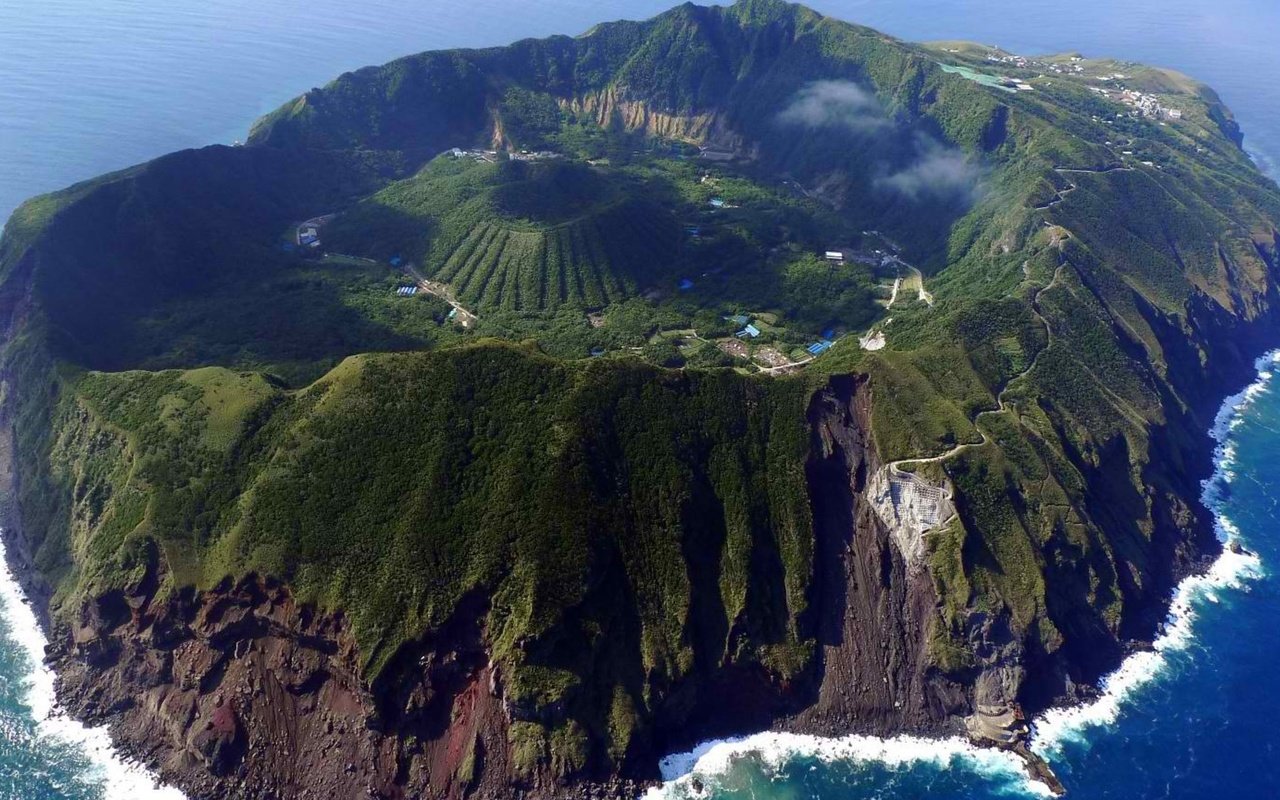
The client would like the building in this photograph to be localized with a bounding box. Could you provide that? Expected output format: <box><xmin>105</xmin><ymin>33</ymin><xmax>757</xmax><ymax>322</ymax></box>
<box><xmin>824</xmin><ymin>250</ymin><xmax>846</xmax><ymax>264</ymax></box>
<box><xmin>736</xmin><ymin>324</ymin><xmax>761</xmax><ymax>339</ymax></box>
<box><xmin>699</xmin><ymin>148</ymin><xmax>736</xmax><ymax>162</ymax></box>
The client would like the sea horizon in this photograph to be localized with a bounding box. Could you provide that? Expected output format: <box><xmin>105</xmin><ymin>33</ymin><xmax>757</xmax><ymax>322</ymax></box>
<box><xmin>1</xmin><ymin>1</ymin><xmax>1278</xmax><ymax>798</ymax></box>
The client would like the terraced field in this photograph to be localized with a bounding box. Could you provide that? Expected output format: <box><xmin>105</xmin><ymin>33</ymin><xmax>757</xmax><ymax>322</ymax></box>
<box><xmin>431</xmin><ymin>197</ymin><xmax>676</xmax><ymax>310</ymax></box>
<box><xmin>326</xmin><ymin>158</ymin><xmax>681</xmax><ymax>312</ymax></box>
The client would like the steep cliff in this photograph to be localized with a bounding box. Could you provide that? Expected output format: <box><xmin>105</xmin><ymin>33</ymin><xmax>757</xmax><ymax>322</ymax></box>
<box><xmin>31</xmin><ymin>371</ymin><xmax>971</xmax><ymax>799</ymax></box>
<box><xmin>0</xmin><ymin>0</ymin><xmax>1278</xmax><ymax>798</ymax></box>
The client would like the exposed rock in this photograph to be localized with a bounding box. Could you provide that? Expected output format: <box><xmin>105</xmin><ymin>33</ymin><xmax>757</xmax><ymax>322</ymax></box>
<box><xmin>560</xmin><ymin>87</ymin><xmax>745</xmax><ymax>151</ymax></box>
<box><xmin>866</xmin><ymin>466</ymin><xmax>955</xmax><ymax>570</ymax></box>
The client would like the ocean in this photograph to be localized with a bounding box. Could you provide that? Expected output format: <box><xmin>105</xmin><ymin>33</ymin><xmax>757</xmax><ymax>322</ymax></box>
<box><xmin>0</xmin><ymin>1</ymin><xmax>1278</xmax><ymax>798</ymax></box>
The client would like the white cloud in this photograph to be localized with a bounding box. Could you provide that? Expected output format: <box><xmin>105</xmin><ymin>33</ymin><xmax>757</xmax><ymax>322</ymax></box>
<box><xmin>777</xmin><ymin>80</ymin><xmax>889</xmax><ymax>133</ymax></box>
<box><xmin>878</xmin><ymin>137</ymin><xmax>984</xmax><ymax>203</ymax></box>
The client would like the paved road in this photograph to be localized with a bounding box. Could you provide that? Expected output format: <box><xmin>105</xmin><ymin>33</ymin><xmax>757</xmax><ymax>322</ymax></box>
<box><xmin>404</xmin><ymin>264</ymin><xmax>479</xmax><ymax>327</ymax></box>
<box><xmin>889</xmin><ymin>263</ymin><xmax>1065</xmax><ymax>474</ymax></box>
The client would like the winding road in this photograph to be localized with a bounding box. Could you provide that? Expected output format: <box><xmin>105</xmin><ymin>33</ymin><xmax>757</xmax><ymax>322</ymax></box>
<box><xmin>893</xmin><ymin>161</ymin><xmax>1136</xmax><ymax>468</ymax></box>
<box><xmin>1036</xmin><ymin>164</ymin><xmax>1135</xmax><ymax>210</ymax></box>
<box><xmin>889</xmin><ymin>263</ymin><xmax>1066</xmax><ymax>474</ymax></box>
<box><xmin>404</xmin><ymin>263</ymin><xmax>479</xmax><ymax>327</ymax></box>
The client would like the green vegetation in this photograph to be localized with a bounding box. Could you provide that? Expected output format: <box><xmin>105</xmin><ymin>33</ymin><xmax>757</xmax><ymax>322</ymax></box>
<box><xmin>34</xmin><ymin>343</ymin><xmax>814</xmax><ymax>768</ymax></box>
<box><xmin>328</xmin><ymin>159</ymin><xmax>681</xmax><ymax>312</ymax></box>
<box><xmin>1</xmin><ymin>0</ymin><xmax>1278</xmax><ymax>783</ymax></box>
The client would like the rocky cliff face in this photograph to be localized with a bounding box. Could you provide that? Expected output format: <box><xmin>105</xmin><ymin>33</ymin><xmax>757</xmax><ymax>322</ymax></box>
<box><xmin>2</xmin><ymin>2</ymin><xmax>1278</xmax><ymax>796</ymax></box>
<box><xmin>19</xmin><ymin>269</ymin><xmax>1280</xmax><ymax>799</ymax></box>
<box><xmin>560</xmin><ymin>88</ymin><xmax>749</xmax><ymax>154</ymax></box>
<box><xmin>48</xmin><ymin>571</ymin><xmax>533</xmax><ymax>800</ymax></box>
<box><xmin>788</xmin><ymin>375</ymin><xmax>966</xmax><ymax>735</ymax></box>
<box><xmin>28</xmin><ymin>372</ymin><xmax>976</xmax><ymax>800</ymax></box>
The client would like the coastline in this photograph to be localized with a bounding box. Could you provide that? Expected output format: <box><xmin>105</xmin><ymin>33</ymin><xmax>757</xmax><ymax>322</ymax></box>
<box><xmin>0</xmin><ymin>320</ymin><xmax>1269</xmax><ymax>800</ymax></box>
<box><xmin>0</xmin><ymin>409</ymin><xmax>185</xmax><ymax>798</ymax></box>
<box><xmin>0</xmin><ymin>349</ymin><xmax>1268</xmax><ymax>800</ymax></box>
<box><xmin>1028</xmin><ymin>351</ymin><xmax>1274</xmax><ymax>756</ymax></box>
<box><xmin>0</xmin><ymin>533</ymin><xmax>187</xmax><ymax>799</ymax></box>
<box><xmin>641</xmin><ymin>351</ymin><xmax>1278</xmax><ymax>799</ymax></box>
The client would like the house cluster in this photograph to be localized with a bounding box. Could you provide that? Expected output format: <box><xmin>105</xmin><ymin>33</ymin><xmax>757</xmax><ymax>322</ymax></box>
<box><xmin>1121</xmin><ymin>90</ymin><xmax>1183</xmax><ymax>120</ymax></box>
<box><xmin>824</xmin><ymin>248</ymin><xmax>891</xmax><ymax>268</ymax></box>
<box><xmin>986</xmin><ymin>51</ymin><xmax>1031</xmax><ymax>69</ymax></box>
<box><xmin>395</xmin><ymin>286</ymin><xmax>419</xmax><ymax>296</ymax></box>
<box><xmin>727</xmin><ymin>314</ymin><xmax>760</xmax><ymax>339</ymax></box>
<box><xmin>297</xmin><ymin>224</ymin><xmax>322</xmax><ymax>249</ymax></box>
<box><xmin>448</xmin><ymin>148</ymin><xmax>501</xmax><ymax>163</ymax></box>
<box><xmin>1088</xmin><ymin>86</ymin><xmax>1183</xmax><ymax>121</ymax></box>
<box><xmin>509</xmin><ymin>150</ymin><xmax>564</xmax><ymax>162</ymax></box>
<box><xmin>446</xmin><ymin>147</ymin><xmax>564</xmax><ymax>163</ymax></box>
<box><xmin>985</xmin><ymin>50</ymin><xmax>1083</xmax><ymax>76</ymax></box>
<box><xmin>699</xmin><ymin>146</ymin><xmax>736</xmax><ymax>162</ymax></box>
<box><xmin>296</xmin><ymin>214</ymin><xmax>336</xmax><ymax>250</ymax></box>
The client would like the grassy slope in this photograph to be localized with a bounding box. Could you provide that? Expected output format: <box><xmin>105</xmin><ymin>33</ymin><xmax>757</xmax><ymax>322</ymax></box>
<box><xmin>1</xmin><ymin>0</ymin><xmax>1279</xmax><ymax>780</ymax></box>
<box><xmin>39</xmin><ymin>342</ymin><xmax>815</xmax><ymax>769</ymax></box>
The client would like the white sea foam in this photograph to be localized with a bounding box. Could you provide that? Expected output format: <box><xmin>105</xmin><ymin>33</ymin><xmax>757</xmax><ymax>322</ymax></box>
<box><xmin>0</xmin><ymin>535</ymin><xmax>186</xmax><ymax>799</ymax></box>
<box><xmin>643</xmin><ymin>350</ymin><xmax>1280</xmax><ymax>798</ymax></box>
<box><xmin>643</xmin><ymin>731</ymin><xmax>1054</xmax><ymax>798</ymax></box>
<box><xmin>1030</xmin><ymin>350</ymin><xmax>1277</xmax><ymax>755</ymax></box>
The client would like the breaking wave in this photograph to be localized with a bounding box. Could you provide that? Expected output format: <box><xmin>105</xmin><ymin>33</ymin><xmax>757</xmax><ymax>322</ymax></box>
<box><xmin>1030</xmin><ymin>351</ymin><xmax>1275</xmax><ymax>754</ymax></box>
<box><xmin>643</xmin><ymin>351</ymin><xmax>1279</xmax><ymax>799</ymax></box>
<box><xmin>0</xmin><ymin>534</ymin><xmax>186</xmax><ymax>800</ymax></box>
<box><xmin>642</xmin><ymin>730</ymin><xmax>1053</xmax><ymax>798</ymax></box>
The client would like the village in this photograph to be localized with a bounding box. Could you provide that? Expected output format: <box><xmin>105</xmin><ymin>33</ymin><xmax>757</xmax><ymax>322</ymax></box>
<box><xmin>634</xmin><ymin>235</ymin><xmax>935</xmax><ymax>376</ymax></box>
<box><xmin>285</xmin><ymin>145</ymin><xmax>938</xmax><ymax>378</ymax></box>
<box><xmin>940</xmin><ymin>48</ymin><xmax>1188</xmax><ymax>127</ymax></box>
<box><xmin>447</xmin><ymin>147</ymin><xmax>565</xmax><ymax>163</ymax></box>
<box><xmin>1089</xmin><ymin>84</ymin><xmax>1184</xmax><ymax>120</ymax></box>
<box><xmin>284</xmin><ymin>210</ymin><xmax>936</xmax><ymax>377</ymax></box>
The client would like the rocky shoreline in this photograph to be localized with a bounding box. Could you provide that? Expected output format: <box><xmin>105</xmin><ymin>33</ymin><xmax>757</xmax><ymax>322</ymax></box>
<box><xmin>0</xmin><ymin>343</ymin><xmax>1260</xmax><ymax>800</ymax></box>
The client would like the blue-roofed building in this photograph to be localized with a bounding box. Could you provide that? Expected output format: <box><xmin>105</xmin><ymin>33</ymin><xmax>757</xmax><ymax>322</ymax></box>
<box><xmin>807</xmin><ymin>340</ymin><xmax>833</xmax><ymax>355</ymax></box>
<box><xmin>678</xmin><ymin>278</ymin><xmax>695</xmax><ymax>291</ymax></box>
<box><xmin>727</xmin><ymin>314</ymin><xmax>750</xmax><ymax>326</ymax></box>
<box><xmin>709</xmin><ymin>197</ymin><xmax>726</xmax><ymax>208</ymax></box>
<box><xmin>737</xmin><ymin>324</ymin><xmax>761</xmax><ymax>339</ymax></box>
<box><xmin>447</xmin><ymin>307</ymin><xmax>459</xmax><ymax>320</ymax></box>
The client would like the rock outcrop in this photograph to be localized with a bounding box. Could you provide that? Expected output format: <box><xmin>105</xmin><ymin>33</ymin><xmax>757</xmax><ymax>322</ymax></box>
<box><xmin>33</xmin><ymin>373</ymin><xmax>977</xmax><ymax>799</ymax></box>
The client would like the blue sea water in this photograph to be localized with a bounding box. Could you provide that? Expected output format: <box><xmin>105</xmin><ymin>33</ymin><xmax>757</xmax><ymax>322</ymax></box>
<box><xmin>0</xmin><ymin>1</ymin><xmax>1279</xmax><ymax>798</ymax></box>
<box><xmin>648</xmin><ymin>356</ymin><xmax>1280</xmax><ymax>799</ymax></box>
